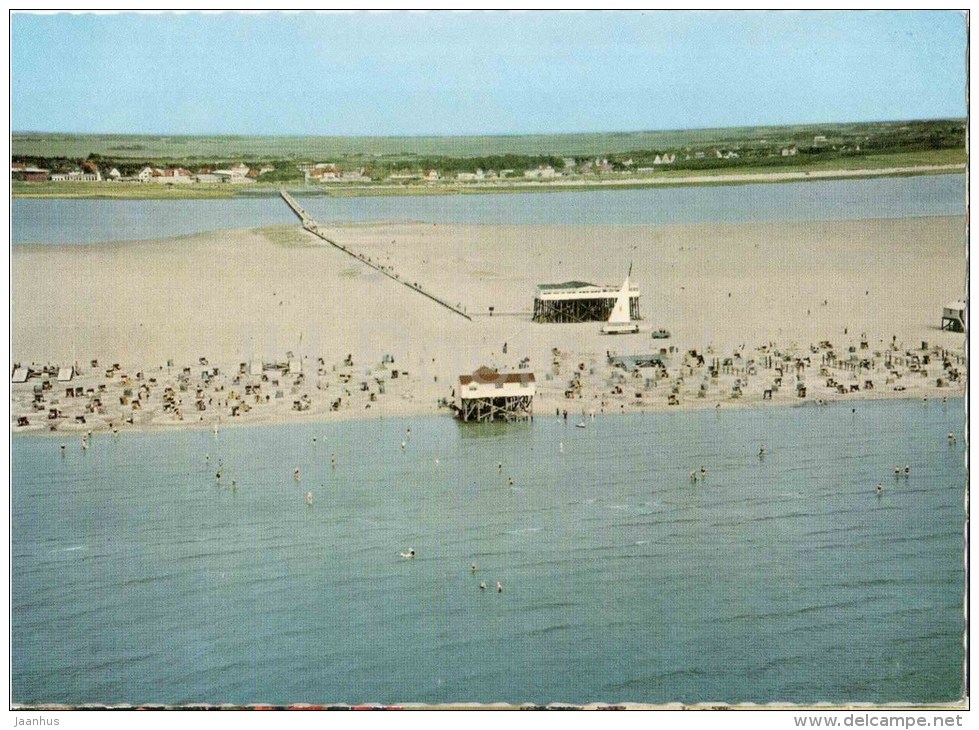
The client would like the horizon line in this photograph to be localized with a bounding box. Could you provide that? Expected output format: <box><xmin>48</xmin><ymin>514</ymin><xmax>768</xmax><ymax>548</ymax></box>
<box><xmin>11</xmin><ymin>116</ymin><xmax>967</xmax><ymax>141</ymax></box>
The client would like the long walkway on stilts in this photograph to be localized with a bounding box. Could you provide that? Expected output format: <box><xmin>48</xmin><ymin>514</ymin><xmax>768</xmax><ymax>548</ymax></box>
<box><xmin>279</xmin><ymin>190</ymin><xmax>472</xmax><ymax>321</ymax></box>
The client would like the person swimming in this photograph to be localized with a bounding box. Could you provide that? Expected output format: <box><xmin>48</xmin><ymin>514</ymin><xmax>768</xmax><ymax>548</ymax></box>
<box><xmin>496</xmin><ymin>581</ymin><xmax>503</xmax><ymax>593</ymax></box>
<box><xmin>876</xmin><ymin>483</ymin><xmax>883</xmax><ymax>496</ymax></box>
<box><xmin>471</xmin><ymin>563</ymin><xmax>477</xmax><ymax>573</ymax></box>
<box><xmin>294</xmin><ymin>468</ymin><xmax>301</xmax><ymax>481</ymax></box>
<box><xmin>479</xmin><ymin>582</ymin><xmax>486</xmax><ymax>591</ymax></box>
<box><xmin>399</xmin><ymin>549</ymin><xmax>416</xmax><ymax>559</ymax></box>
<box><xmin>305</xmin><ymin>491</ymin><xmax>313</xmax><ymax>506</ymax></box>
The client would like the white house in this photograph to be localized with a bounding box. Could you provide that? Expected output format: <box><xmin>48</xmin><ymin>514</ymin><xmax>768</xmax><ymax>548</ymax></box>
<box><xmin>50</xmin><ymin>169</ymin><xmax>101</xmax><ymax>182</ymax></box>
<box><xmin>524</xmin><ymin>165</ymin><xmax>556</xmax><ymax>179</ymax></box>
<box><xmin>388</xmin><ymin>171</ymin><xmax>421</xmax><ymax>181</ymax></box>
<box><xmin>212</xmin><ymin>165</ymin><xmax>254</xmax><ymax>184</ymax></box>
<box><xmin>341</xmin><ymin>168</ymin><xmax>371</xmax><ymax>182</ymax></box>
<box><xmin>456</xmin><ymin>169</ymin><xmax>484</xmax><ymax>181</ymax></box>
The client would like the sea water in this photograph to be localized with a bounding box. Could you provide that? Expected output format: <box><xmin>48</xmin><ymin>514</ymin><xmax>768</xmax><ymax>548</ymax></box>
<box><xmin>12</xmin><ymin>398</ymin><xmax>965</xmax><ymax>705</ymax></box>
<box><xmin>11</xmin><ymin>173</ymin><xmax>966</xmax><ymax>244</ymax></box>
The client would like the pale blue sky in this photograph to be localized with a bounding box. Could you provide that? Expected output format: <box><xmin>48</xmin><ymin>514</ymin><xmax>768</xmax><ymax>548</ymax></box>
<box><xmin>11</xmin><ymin>10</ymin><xmax>968</xmax><ymax>135</ymax></box>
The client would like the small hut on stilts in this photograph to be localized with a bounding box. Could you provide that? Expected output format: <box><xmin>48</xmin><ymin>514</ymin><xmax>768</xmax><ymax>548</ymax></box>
<box><xmin>453</xmin><ymin>366</ymin><xmax>536</xmax><ymax>422</ymax></box>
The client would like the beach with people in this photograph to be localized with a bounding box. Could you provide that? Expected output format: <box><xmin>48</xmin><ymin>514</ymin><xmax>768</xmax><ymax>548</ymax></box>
<box><xmin>10</xmin><ymin>212</ymin><xmax>965</xmax><ymax>435</ymax></box>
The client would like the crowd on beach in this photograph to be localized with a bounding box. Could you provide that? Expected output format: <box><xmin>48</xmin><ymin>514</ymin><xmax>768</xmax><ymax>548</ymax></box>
<box><xmin>538</xmin><ymin>334</ymin><xmax>964</xmax><ymax>417</ymax></box>
<box><xmin>10</xmin><ymin>329</ymin><xmax>965</xmax><ymax>437</ymax></box>
<box><xmin>10</xmin><ymin>352</ymin><xmax>418</xmax><ymax>435</ymax></box>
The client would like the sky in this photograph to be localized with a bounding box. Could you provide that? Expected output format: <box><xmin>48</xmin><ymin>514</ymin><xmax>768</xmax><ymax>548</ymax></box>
<box><xmin>10</xmin><ymin>10</ymin><xmax>968</xmax><ymax>136</ymax></box>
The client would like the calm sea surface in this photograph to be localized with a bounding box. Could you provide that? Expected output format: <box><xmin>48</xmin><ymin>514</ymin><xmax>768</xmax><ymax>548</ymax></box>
<box><xmin>12</xmin><ymin>398</ymin><xmax>965</xmax><ymax>705</ymax></box>
<box><xmin>11</xmin><ymin>174</ymin><xmax>966</xmax><ymax>244</ymax></box>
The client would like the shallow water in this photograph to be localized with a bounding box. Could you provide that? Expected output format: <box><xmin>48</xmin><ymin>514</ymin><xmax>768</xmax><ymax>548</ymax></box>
<box><xmin>12</xmin><ymin>174</ymin><xmax>966</xmax><ymax>244</ymax></box>
<box><xmin>12</xmin><ymin>398</ymin><xmax>965</xmax><ymax>705</ymax></box>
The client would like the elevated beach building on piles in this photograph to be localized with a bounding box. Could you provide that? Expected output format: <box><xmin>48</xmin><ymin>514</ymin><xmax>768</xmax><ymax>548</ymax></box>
<box><xmin>454</xmin><ymin>366</ymin><xmax>536</xmax><ymax>422</ymax></box>
<box><xmin>532</xmin><ymin>280</ymin><xmax>641</xmax><ymax>323</ymax></box>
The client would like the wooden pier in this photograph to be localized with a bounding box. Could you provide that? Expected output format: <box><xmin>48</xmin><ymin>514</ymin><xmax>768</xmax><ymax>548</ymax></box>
<box><xmin>279</xmin><ymin>190</ymin><xmax>472</xmax><ymax>321</ymax></box>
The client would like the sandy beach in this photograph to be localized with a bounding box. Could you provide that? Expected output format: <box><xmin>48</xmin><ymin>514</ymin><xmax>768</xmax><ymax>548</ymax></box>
<box><xmin>11</xmin><ymin>215</ymin><xmax>966</xmax><ymax>434</ymax></box>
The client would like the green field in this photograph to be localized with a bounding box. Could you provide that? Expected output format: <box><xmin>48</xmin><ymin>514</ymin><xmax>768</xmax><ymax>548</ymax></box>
<box><xmin>12</xmin><ymin>119</ymin><xmax>966</xmax><ymax>161</ymax></box>
<box><xmin>11</xmin><ymin>128</ymin><xmax>824</xmax><ymax>159</ymax></box>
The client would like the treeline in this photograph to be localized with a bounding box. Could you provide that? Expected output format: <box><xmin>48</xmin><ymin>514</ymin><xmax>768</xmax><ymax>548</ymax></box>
<box><xmin>403</xmin><ymin>154</ymin><xmax>567</xmax><ymax>173</ymax></box>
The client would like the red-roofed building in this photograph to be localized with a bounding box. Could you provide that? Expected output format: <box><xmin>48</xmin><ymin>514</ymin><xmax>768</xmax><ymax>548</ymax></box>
<box><xmin>455</xmin><ymin>367</ymin><xmax>535</xmax><ymax>422</ymax></box>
